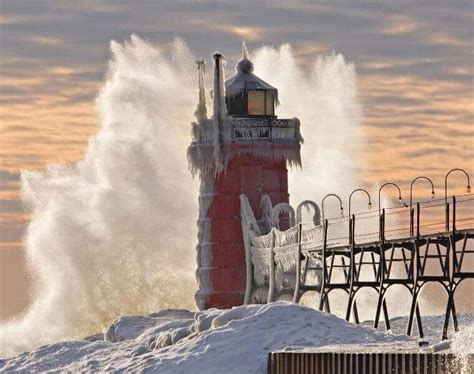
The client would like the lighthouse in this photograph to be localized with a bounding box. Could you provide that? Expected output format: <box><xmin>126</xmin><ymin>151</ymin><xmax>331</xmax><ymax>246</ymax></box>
<box><xmin>188</xmin><ymin>45</ymin><xmax>303</xmax><ymax>310</ymax></box>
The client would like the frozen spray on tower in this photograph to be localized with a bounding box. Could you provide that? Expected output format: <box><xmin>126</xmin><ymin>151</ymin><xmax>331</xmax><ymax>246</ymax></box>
<box><xmin>188</xmin><ymin>44</ymin><xmax>303</xmax><ymax>309</ymax></box>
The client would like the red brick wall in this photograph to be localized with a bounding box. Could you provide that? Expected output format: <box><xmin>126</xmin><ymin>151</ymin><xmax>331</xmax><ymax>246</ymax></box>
<box><xmin>202</xmin><ymin>155</ymin><xmax>289</xmax><ymax>309</ymax></box>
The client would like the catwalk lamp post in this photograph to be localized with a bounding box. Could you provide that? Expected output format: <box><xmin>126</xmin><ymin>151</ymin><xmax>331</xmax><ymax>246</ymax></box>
<box><xmin>378</xmin><ymin>183</ymin><xmax>406</xmax><ymax>240</ymax></box>
<box><xmin>444</xmin><ymin>168</ymin><xmax>471</xmax><ymax>231</ymax></box>
<box><xmin>348</xmin><ymin>189</ymin><xmax>372</xmax><ymax>242</ymax></box>
<box><xmin>321</xmin><ymin>193</ymin><xmax>344</xmax><ymax>224</ymax></box>
<box><xmin>348</xmin><ymin>188</ymin><xmax>372</xmax><ymax>219</ymax></box>
<box><xmin>378</xmin><ymin>182</ymin><xmax>406</xmax><ymax>217</ymax></box>
<box><xmin>409</xmin><ymin>176</ymin><xmax>435</xmax><ymax>236</ymax></box>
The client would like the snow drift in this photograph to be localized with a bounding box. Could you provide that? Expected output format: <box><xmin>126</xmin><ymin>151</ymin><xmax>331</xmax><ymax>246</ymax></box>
<box><xmin>0</xmin><ymin>303</ymin><xmax>414</xmax><ymax>373</ymax></box>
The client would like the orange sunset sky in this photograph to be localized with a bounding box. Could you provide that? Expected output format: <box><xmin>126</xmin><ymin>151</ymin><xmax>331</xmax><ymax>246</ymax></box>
<box><xmin>0</xmin><ymin>1</ymin><xmax>473</xmax><ymax>319</ymax></box>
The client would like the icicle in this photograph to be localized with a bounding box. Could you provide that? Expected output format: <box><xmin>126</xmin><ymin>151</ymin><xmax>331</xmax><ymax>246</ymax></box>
<box><xmin>241</xmin><ymin>194</ymin><xmax>266</xmax><ymax>302</ymax></box>
<box><xmin>271</xmin><ymin>203</ymin><xmax>296</xmax><ymax>229</ymax></box>
<box><xmin>194</xmin><ymin>58</ymin><xmax>208</xmax><ymax>122</ymax></box>
<box><xmin>212</xmin><ymin>53</ymin><xmax>227</xmax><ymax>173</ymax></box>
<box><xmin>296</xmin><ymin>200</ymin><xmax>321</xmax><ymax>226</ymax></box>
<box><xmin>260</xmin><ymin>194</ymin><xmax>273</xmax><ymax>233</ymax></box>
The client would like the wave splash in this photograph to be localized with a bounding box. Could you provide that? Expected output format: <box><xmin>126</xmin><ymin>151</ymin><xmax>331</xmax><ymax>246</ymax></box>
<box><xmin>1</xmin><ymin>37</ymin><xmax>367</xmax><ymax>356</ymax></box>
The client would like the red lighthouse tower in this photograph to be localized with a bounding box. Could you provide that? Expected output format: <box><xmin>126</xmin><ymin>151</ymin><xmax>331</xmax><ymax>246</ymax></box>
<box><xmin>188</xmin><ymin>46</ymin><xmax>302</xmax><ymax>310</ymax></box>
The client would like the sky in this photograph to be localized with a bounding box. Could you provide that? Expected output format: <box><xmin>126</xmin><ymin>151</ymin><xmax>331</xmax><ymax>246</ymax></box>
<box><xmin>0</xmin><ymin>0</ymin><xmax>473</xmax><ymax>319</ymax></box>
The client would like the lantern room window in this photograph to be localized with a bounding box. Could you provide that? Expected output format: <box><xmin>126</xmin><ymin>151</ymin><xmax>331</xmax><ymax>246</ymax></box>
<box><xmin>247</xmin><ymin>90</ymin><xmax>275</xmax><ymax>116</ymax></box>
<box><xmin>248</xmin><ymin>91</ymin><xmax>265</xmax><ymax>115</ymax></box>
<box><xmin>266</xmin><ymin>91</ymin><xmax>275</xmax><ymax>116</ymax></box>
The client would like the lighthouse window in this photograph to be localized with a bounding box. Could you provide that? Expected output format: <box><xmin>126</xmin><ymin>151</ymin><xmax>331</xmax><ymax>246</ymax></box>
<box><xmin>266</xmin><ymin>91</ymin><xmax>275</xmax><ymax>116</ymax></box>
<box><xmin>247</xmin><ymin>90</ymin><xmax>266</xmax><ymax>115</ymax></box>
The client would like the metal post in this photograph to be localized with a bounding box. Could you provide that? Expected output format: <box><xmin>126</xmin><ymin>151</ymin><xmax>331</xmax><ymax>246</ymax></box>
<box><xmin>319</xmin><ymin>220</ymin><xmax>329</xmax><ymax>312</ymax></box>
<box><xmin>452</xmin><ymin>195</ymin><xmax>456</xmax><ymax>232</ymax></box>
<box><xmin>416</xmin><ymin>202</ymin><xmax>421</xmax><ymax>238</ymax></box>
<box><xmin>450</xmin><ymin>198</ymin><xmax>459</xmax><ymax>334</ymax></box>
<box><xmin>345</xmin><ymin>217</ymin><xmax>356</xmax><ymax>322</ymax></box>
<box><xmin>379</xmin><ymin>209</ymin><xmax>386</xmax><ymax>242</ymax></box>
<box><xmin>267</xmin><ymin>228</ymin><xmax>276</xmax><ymax>303</ymax></box>
<box><xmin>351</xmin><ymin>214</ymin><xmax>355</xmax><ymax>245</ymax></box>
<box><xmin>293</xmin><ymin>223</ymin><xmax>303</xmax><ymax>303</ymax></box>
<box><xmin>349</xmin><ymin>214</ymin><xmax>353</xmax><ymax>244</ymax></box>
<box><xmin>351</xmin><ymin>216</ymin><xmax>360</xmax><ymax>324</ymax></box>
<box><xmin>379</xmin><ymin>209</ymin><xmax>382</xmax><ymax>241</ymax></box>
<box><xmin>445</xmin><ymin>202</ymin><xmax>450</xmax><ymax>232</ymax></box>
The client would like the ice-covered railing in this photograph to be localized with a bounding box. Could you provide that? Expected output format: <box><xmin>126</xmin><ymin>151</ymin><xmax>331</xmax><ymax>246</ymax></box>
<box><xmin>188</xmin><ymin>117</ymin><xmax>303</xmax><ymax>176</ymax></box>
<box><xmin>230</xmin><ymin>118</ymin><xmax>302</xmax><ymax>143</ymax></box>
<box><xmin>240</xmin><ymin>194</ymin><xmax>323</xmax><ymax>304</ymax></box>
<box><xmin>346</xmin><ymin>194</ymin><xmax>474</xmax><ymax>244</ymax></box>
<box><xmin>240</xmin><ymin>181</ymin><xmax>474</xmax><ymax>340</ymax></box>
<box><xmin>191</xmin><ymin>117</ymin><xmax>302</xmax><ymax>143</ymax></box>
<box><xmin>240</xmin><ymin>193</ymin><xmax>474</xmax><ymax>305</ymax></box>
<box><xmin>317</xmin><ymin>194</ymin><xmax>474</xmax><ymax>246</ymax></box>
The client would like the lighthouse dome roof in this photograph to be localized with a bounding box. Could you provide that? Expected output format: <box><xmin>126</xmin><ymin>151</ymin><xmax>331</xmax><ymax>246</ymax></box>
<box><xmin>225</xmin><ymin>58</ymin><xmax>278</xmax><ymax>100</ymax></box>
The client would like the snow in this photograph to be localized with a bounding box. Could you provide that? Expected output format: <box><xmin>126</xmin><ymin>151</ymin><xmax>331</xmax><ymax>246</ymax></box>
<box><xmin>362</xmin><ymin>313</ymin><xmax>474</xmax><ymax>347</ymax></box>
<box><xmin>2</xmin><ymin>303</ymin><xmax>473</xmax><ymax>373</ymax></box>
<box><xmin>1</xmin><ymin>302</ymin><xmax>419</xmax><ymax>373</ymax></box>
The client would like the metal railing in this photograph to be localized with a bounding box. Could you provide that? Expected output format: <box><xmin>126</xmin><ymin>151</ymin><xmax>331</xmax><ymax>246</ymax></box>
<box><xmin>190</xmin><ymin>117</ymin><xmax>301</xmax><ymax>144</ymax></box>
<box><xmin>245</xmin><ymin>193</ymin><xmax>473</xmax><ymax>341</ymax></box>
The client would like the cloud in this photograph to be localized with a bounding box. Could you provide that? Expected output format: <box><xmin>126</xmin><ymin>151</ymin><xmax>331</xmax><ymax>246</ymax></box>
<box><xmin>427</xmin><ymin>33</ymin><xmax>471</xmax><ymax>49</ymax></box>
<box><xmin>188</xmin><ymin>19</ymin><xmax>267</xmax><ymax>41</ymax></box>
<box><xmin>25</xmin><ymin>36</ymin><xmax>62</xmax><ymax>46</ymax></box>
<box><xmin>0</xmin><ymin>171</ymin><xmax>20</xmax><ymax>181</ymax></box>
<box><xmin>230</xmin><ymin>26</ymin><xmax>265</xmax><ymax>41</ymax></box>
<box><xmin>0</xmin><ymin>14</ymin><xmax>37</xmax><ymax>25</ymax></box>
<box><xmin>0</xmin><ymin>199</ymin><xmax>23</xmax><ymax>213</ymax></box>
<box><xmin>381</xmin><ymin>15</ymin><xmax>419</xmax><ymax>35</ymax></box>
